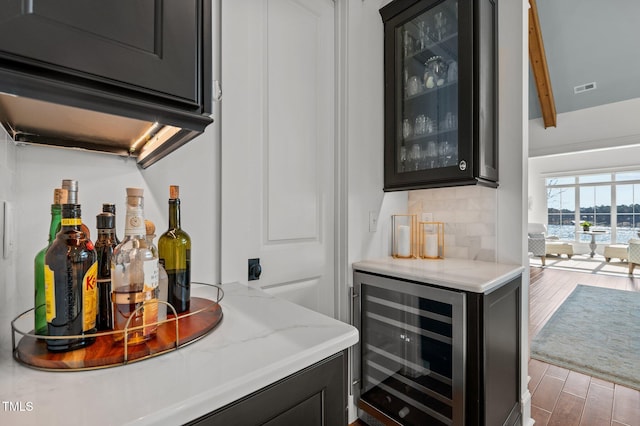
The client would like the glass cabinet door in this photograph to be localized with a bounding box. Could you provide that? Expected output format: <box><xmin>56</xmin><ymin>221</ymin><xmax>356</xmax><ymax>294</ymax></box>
<box><xmin>397</xmin><ymin>0</ymin><xmax>459</xmax><ymax>176</ymax></box>
<box><xmin>382</xmin><ymin>0</ymin><xmax>496</xmax><ymax>191</ymax></box>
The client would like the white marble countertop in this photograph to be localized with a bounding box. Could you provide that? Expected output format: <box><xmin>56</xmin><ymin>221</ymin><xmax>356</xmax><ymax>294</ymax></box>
<box><xmin>353</xmin><ymin>257</ymin><xmax>524</xmax><ymax>293</ymax></box>
<box><xmin>0</xmin><ymin>283</ymin><xmax>358</xmax><ymax>426</ymax></box>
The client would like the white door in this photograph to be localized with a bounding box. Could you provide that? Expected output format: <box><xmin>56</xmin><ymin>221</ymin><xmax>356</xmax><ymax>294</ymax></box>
<box><xmin>221</xmin><ymin>0</ymin><xmax>336</xmax><ymax>316</ymax></box>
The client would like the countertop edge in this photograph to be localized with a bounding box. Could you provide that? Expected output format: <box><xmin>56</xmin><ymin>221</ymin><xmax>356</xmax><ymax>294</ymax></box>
<box><xmin>353</xmin><ymin>258</ymin><xmax>524</xmax><ymax>293</ymax></box>
<box><xmin>139</xmin><ymin>318</ymin><xmax>359</xmax><ymax>425</ymax></box>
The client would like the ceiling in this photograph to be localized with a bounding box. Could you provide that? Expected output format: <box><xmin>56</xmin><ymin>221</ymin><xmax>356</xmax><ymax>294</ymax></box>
<box><xmin>528</xmin><ymin>0</ymin><xmax>640</xmax><ymax>120</ymax></box>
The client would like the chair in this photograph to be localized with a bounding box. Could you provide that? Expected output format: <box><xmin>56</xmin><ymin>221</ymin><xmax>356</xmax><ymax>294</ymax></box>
<box><xmin>528</xmin><ymin>232</ymin><xmax>547</xmax><ymax>265</ymax></box>
<box><xmin>628</xmin><ymin>239</ymin><xmax>640</xmax><ymax>274</ymax></box>
<box><xmin>527</xmin><ymin>223</ymin><xmax>574</xmax><ymax>265</ymax></box>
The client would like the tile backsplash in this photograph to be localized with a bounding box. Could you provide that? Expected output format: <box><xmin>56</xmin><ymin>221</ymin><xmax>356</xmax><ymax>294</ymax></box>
<box><xmin>408</xmin><ymin>186</ymin><xmax>497</xmax><ymax>261</ymax></box>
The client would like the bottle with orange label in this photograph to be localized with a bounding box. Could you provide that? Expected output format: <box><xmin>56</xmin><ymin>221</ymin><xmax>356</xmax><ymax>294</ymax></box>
<box><xmin>44</xmin><ymin>203</ymin><xmax>98</xmax><ymax>352</ymax></box>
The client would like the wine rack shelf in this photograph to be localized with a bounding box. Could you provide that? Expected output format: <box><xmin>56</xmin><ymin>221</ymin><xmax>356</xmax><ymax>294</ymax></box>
<box><xmin>11</xmin><ymin>286</ymin><xmax>224</xmax><ymax>371</ymax></box>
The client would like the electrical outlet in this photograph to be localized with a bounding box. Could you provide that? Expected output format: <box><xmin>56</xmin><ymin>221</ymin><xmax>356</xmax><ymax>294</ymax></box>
<box><xmin>369</xmin><ymin>211</ymin><xmax>378</xmax><ymax>232</ymax></box>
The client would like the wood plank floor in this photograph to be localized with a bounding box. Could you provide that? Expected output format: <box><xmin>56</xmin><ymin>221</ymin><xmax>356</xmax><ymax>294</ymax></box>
<box><xmin>528</xmin><ymin>264</ymin><xmax>640</xmax><ymax>426</ymax></box>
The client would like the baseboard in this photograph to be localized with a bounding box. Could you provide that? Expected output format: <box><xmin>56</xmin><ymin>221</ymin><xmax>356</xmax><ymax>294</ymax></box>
<box><xmin>521</xmin><ymin>389</ymin><xmax>534</xmax><ymax>426</ymax></box>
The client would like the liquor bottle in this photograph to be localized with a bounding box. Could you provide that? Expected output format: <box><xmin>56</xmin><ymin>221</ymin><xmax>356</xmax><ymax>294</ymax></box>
<box><xmin>145</xmin><ymin>220</ymin><xmax>168</xmax><ymax>322</ymax></box>
<box><xmin>95</xmin><ymin>212</ymin><xmax>117</xmax><ymax>330</ymax></box>
<box><xmin>102</xmin><ymin>203</ymin><xmax>121</xmax><ymax>244</ymax></box>
<box><xmin>111</xmin><ymin>188</ymin><xmax>159</xmax><ymax>344</ymax></box>
<box><xmin>44</xmin><ymin>204</ymin><xmax>98</xmax><ymax>352</ymax></box>
<box><xmin>61</xmin><ymin>179</ymin><xmax>91</xmax><ymax>239</ymax></box>
<box><xmin>158</xmin><ymin>185</ymin><xmax>191</xmax><ymax>314</ymax></box>
<box><xmin>34</xmin><ymin>188</ymin><xmax>67</xmax><ymax>335</ymax></box>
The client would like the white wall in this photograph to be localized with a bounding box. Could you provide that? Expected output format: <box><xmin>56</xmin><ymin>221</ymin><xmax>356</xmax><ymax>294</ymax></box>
<box><xmin>346</xmin><ymin>0</ymin><xmax>407</xmax><ymax>269</ymax></box>
<box><xmin>0</xmin><ymin>130</ymin><xmax>18</xmax><ymax>360</ymax></box>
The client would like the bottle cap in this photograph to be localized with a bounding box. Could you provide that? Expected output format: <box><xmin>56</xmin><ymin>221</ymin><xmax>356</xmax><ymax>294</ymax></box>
<box><xmin>169</xmin><ymin>185</ymin><xmax>179</xmax><ymax>199</ymax></box>
<box><xmin>96</xmin><ymin>212</ymin><xmax>115</xmax><ymax>229</ymax></box>
<box><xmin>102</xmin><ymin>203</ymin><xmax>116</xmax><ymax>215</ymax></box>
<box><xmin>62</xmin><ymin>179</ymin><xmax>79</xmax><ymax>204</ymax></box>
<box><xmin>126</xmin><ymin>187</ymin><xmax>144</xmax><ymax>197</ymax></box>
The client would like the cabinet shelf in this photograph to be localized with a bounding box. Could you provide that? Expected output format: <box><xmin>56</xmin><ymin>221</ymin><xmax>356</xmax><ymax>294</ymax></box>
<box><xmin>405</xmin><ymin>80</ymin><xmax>458</xmax><ymax>102</ymax></box>
<box><xmin>404</xmin><ymin>32</ymin><xmax>459</xmax><ymax>63</ymax></box>
<box><xmin>11</xmin><ymin>286</ymin><xmax>224</xmax><ymax>371</ymax></box>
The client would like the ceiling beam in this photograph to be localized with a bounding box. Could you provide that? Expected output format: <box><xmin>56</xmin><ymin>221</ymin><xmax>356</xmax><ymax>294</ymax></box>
<box><xmin>529</xmin><ymin>0</ymin><xmax>557</xmax><ymax>128</ymax></box>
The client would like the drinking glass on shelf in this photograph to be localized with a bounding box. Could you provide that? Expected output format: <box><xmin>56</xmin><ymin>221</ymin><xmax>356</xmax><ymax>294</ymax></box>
<box><xmin>417</xmin><ymin>21</ymin><xmax>426</xmax><ymax>51</ymax></box>
<box><xmin>425</xmin><ymin>140</ymin><xmax>438</xmax><ymax>168</ymax></box>
<box><xmin>407</xmin><ymin>76</ymin><xmax>420</xmax><ymax>96</ymax></box>
<box><xmin>414</xmin><ymin>114</ymin><xmax>426</xmax><ymax>136</ymax></box>
<box><xmin>434</xmin><ymin>11</ymin><xmax>447</xmax><ymax>41</ymax></box>
<box><xmin>403</xmin><ymin>29</ymin><xmax>413</xmax><ymax>57</ymax></box>
<box><xmin>425</xmin><ymin>116</ymin><xmax>435</xmax><ymax>134</ymax></box>
<box><xmin>439</xmin><ymin>140</ymin><xmax>452</xmax><ymax>167</ymax></box>
<box><xmin>410</xmin><ymin>143</ymin><xmax>421</xmax><ymax>171</ymax></box>
<box><xmin>447</xmin><ymin>60</ymin><xmax>458</xmax><ymax>82</ymax></box>
<box><xmin>402</xmin><ymin>118</ymin><xmax>413</xmax><ymax>139</ymax></box>
<box><xmin>399</xmin><ymin>145</ymin><xmax>407</xmax><ymax>172</ymax></box>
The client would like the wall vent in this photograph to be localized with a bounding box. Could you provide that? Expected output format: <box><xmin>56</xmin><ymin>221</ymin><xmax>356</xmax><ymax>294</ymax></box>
<box><xmin>574</xmin><ymin>82</ymin><xmax>597</xmax><ymax>94</ymax></box>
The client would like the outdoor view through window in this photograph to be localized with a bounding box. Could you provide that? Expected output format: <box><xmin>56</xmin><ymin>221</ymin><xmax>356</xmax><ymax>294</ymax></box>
<box><xmin>547</xmin><ymin>171</ymin><xmax>640</xmax><ymax>244</ymax></box>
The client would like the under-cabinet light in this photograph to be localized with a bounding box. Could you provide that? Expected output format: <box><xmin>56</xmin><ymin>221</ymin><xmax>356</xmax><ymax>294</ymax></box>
<box><xmin>130</xmin><ymin>122</ymin><xmax>160</xmax><ymax>153</ymax></box>
<box><xmin>137</xmin><ymin>125</ymin><xmax>181</xmax><ymax>162</ymax></box>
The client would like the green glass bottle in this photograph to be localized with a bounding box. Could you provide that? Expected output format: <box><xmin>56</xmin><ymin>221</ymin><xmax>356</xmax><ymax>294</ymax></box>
<box><xmin>33</xmin><ymin>188</ymin><xmax>67</xmax><ymax>335</ymax></box>
<box><xmin>158</xmin><ymin>185</ymin><xmax>191</xmax><ymax>314</ymax></box>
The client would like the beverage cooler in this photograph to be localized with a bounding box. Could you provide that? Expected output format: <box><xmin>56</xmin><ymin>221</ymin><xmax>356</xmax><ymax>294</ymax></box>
<box><xmin>352</xmin><ymin>272</ymin><xmax>466</xmax><ymax>426</ymax></box>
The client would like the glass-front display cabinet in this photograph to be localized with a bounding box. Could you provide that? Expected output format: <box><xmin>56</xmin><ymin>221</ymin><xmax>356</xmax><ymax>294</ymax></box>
<box><xmin>380</xmin><ymin>0</ymin><xmax>497</xmax><ymax>191</ymax></box>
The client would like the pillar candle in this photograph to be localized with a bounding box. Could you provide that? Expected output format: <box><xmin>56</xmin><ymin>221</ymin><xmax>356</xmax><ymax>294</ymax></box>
<box><xmin>425</xmin><ymin>232</ymin><xmax>438</xmax><ymax>258</ymax></box>
<box><xmin>397</xmin><ymin>225</ymin><xmax>411</xmax><ymax>257</ymax></box>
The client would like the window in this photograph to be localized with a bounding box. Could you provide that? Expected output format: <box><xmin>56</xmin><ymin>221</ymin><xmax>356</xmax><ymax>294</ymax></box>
<box><xmin>546</xmin><ymin>171</ymin><xmax>640</xmax><ymax>243</ymax></box>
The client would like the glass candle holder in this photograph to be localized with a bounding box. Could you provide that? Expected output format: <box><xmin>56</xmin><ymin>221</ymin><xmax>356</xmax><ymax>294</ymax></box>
<box><xmin>418</xmin><ymin>221</ymin><xmax>444</xmax><ymax>259</ymax></box>
<box><xmin>392</xmin><ymin>214</ymin><xmax>417</xmax><ymax>259</ymax></box>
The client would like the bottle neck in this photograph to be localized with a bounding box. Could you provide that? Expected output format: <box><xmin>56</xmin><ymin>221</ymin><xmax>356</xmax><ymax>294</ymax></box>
<box><xmin>124</xmin><ymin>204</ymin><xmax>146</xmax><ymax>237</ymax></box>
<box><xmin>48</xmin><ymin>204</ymin><xmax>62</xmax><ymax>243</ymax></box>
<box><xmin>168</xmin><ymin>199</ymin><xmax>181</xmax><ymax>230</ymax></box>
<box><xmin>61</xmin><ymin>204</ymin><xmax>83</xmax><ymax>231</ymax></box>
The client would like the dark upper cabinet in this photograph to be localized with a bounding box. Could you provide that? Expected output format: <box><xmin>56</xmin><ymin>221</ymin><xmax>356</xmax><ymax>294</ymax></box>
<box><xmin>0</xmin><ymin>0</ymin><xmax>213</xmax><ymax>168</ymax></box>
<box><xmin>380</xmin><ymin>0</ymin><xmax>497</xmax><ymax>191</ymax></box>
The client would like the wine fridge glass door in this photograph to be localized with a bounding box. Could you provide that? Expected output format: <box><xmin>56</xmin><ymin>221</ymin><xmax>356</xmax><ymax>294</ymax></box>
<box><xmin>354</xmin><ymin>272</ymin><xmax>465</xmax><ymax>426</ymax></box>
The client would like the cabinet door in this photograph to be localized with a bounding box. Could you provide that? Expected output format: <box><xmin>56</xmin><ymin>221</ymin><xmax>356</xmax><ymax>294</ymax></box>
<box><xmin>0</xmin><ymin>0</ymin><xmax>202</xmax><ymax>105</ymax></box>
<box><xmin>187</xmin><ymin>352</ymin><xmax>346</xmax><ymax>426</ymax></box>
<box><xmin>381</xmin><ymin>0</ymin><xmax>497</xmax><ymax>191</ymax></box>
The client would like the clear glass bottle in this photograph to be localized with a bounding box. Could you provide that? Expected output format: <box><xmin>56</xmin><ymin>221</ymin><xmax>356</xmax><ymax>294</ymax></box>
<box><xmin>158</xmin><ymin>185</ymin><xmax>191</xmax><ymax>314</ymax></box>
<box><xmin>95</xmin><ymin>212</ymin><xmax>117</xmax><ymax>330</ymax></box>
<box><xmin>44</xmin><ymin>203</ymin><xmax>97</xmax><ymax>352</ymax></box>
<box><xmin>145</xmin><ymin>220</ymin><xmax>168</xmax><ymax>322</ymax></box>
<box><xmin>34</xmin><ymin>188</ymin><xmax>67</xmax><ymax>335</ymax></box>
<box><xmin>111</xmin><ymin>188</ymin><xmax>159</xmax><ymax>344</ymax></box>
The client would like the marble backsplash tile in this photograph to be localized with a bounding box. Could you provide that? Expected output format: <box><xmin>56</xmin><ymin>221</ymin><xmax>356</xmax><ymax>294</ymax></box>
<box><xmin>408</xmin><ymin>186</ymin><xmax>497</xmax><ymax>261</ymax></box>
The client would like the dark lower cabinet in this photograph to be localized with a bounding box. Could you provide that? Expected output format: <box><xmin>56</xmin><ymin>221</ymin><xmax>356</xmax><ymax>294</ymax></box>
<box><xmin>353</xmin><ymin>271</ymin><xmax>521</xmax><ymax>426</ymax></box>
<box><xmin>186</xmin><ymin>352</ymin><xmax>347</xmax><ymax>426</ymax></box>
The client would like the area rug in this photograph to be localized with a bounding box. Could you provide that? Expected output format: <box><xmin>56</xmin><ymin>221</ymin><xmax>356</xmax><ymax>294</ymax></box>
<box><xmin>531</xmin><ymin>284</ymin><xmax>640</xmax><ymax>390</ymax></box>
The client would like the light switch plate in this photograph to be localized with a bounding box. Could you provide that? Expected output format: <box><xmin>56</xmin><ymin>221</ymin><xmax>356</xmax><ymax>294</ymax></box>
<box><xmin>3</xmin><ymin>201</ymin><xmax>14</xmax><ymax>259</ymax></box>
<box><xmin>369</xmin><ymin>211</ymin><xmax>378</xmax><ymax>232</ymax></box>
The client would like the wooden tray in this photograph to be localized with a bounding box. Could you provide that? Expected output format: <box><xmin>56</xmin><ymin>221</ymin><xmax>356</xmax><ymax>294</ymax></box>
<box><xmin>13</xmin><ymin>296</ymin><xmax>223</xmax><ymax>371</ymax></box>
